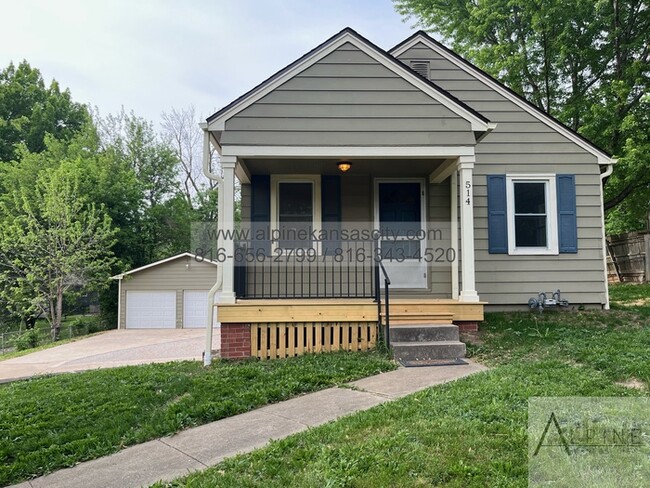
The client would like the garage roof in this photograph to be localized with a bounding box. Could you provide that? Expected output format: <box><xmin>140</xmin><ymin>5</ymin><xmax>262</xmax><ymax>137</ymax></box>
<box><xmin>110</xmin><ymin>253</ymin><xmax>218</xmax><ymax>280</ymax></box>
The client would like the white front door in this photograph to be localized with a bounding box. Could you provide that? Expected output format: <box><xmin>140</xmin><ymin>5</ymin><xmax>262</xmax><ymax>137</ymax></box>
<box><xmin>183</xmin><ymin>290</ymin><xmax>219</xmax><ymax>328</ymax></box>
<box><xmin>375</xmin><ymin>179</ymin><xmax>428</xmax><ymax>289</ymax></box>
<box><xmin>126</xmin><ymin>291</ymin><xmax>176</xmax><ymax>329</ymax></box>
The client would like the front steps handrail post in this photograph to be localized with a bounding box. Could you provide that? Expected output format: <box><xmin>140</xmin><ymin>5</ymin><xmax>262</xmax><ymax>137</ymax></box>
<box><xmin>378</xmin><ymin>259</ymin><xmax>391</xmax><ymax>349</ymax></box>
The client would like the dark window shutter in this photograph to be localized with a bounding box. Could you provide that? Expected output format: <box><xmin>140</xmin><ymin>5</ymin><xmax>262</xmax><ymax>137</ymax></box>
<box><xmin>557</xmin><ymin>174</ymin><xmax>577</xmax><ymax>253</ymax></box>
<box><xmin>251</xmin><ymin>175</ymin><xmax>271</xmax><ymax>254</ymax></box>
<box><xmin>487</xmin><ymin>175</ymin><xmax>508</xmax><ymax>254</ymax></box>
<box><xmin>321</xmin><ymin>175</ymin><xmax>341</xmax><ymax>255</ymax></box>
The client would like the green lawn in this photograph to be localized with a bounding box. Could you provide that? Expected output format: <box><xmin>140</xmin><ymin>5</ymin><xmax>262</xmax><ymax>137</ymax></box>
<box><xmin>156</xmin><ymin>285</ymin><xmax>650</xmax><ymax>488</ymax></box>
<box><xmin>0</xmin><ymin>331</ymin><xmax>107</xmax><ymax>362</ymax></box>
<box><xmin>1</xmin><ymin>314</ymin><xmax>109</xmax><ymax>360</ymax></box>
<box><xmin>0</xmin><ymin>351</ymin><xmax>395</xmax><ymax>486</ymax></box>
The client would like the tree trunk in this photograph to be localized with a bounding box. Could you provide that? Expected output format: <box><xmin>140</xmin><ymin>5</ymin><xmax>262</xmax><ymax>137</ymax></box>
<box><xmin>52</xmin><ymin>286</ymin><xmax>63</xmax><ymax>341</ymax></box>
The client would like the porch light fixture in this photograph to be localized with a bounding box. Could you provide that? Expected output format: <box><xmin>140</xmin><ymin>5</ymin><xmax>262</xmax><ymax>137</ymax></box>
<box><xmin>337</xmin><ymin>161</ymin><xmax>352</xmax><ymax>173</ymax></box>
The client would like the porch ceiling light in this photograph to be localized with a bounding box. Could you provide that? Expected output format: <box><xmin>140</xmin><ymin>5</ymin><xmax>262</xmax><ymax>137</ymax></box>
<box><xmin>337</xmin><ymin>161</ymin><xmax>352</xmax><ymax>173</ymax></box>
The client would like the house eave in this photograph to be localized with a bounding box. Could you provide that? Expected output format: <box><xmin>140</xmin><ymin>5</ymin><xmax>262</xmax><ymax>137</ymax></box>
<box><xmin>110</xmin><ymin>252</ymin><xmax>218</xmax><ymax>280</ymax></box>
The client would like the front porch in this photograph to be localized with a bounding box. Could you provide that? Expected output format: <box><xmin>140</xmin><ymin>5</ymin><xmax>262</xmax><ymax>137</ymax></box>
<box><xmin>217</xmin><ymin>298</ymin><xmax>484</xmax><ymax>359</ymax></box>
<box><xmin>202</xmin><ymin>149</ymin><xmax>486</xmax><ymax>360</ymax></box>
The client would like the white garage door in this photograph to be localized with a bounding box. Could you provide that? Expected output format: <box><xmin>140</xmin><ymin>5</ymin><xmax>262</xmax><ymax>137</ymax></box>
<box><xmin>126</xmin><ymin>291</ymin><xmax>176</xmax><ymax>329</ymax></box>
<box><xmin>183</xmin><ymin>290</ymin><xmax>219</xmax><ymax>328</ymax></box>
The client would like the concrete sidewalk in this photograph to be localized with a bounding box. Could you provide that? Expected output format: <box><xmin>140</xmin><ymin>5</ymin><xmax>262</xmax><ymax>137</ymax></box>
<box><xmin>10</xmin><ymin>361</ymin><xmax>487</xmax><ymax>488</ymax></box>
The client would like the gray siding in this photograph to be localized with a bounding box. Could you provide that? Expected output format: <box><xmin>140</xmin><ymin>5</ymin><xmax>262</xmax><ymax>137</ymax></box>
<box><xmin>397</xmin><ymin>42</ymin><xmax>607</xmax><ymax>306</ymax></box>
<box><xmin>119</xmin><ymin>256</ymin><xmax>218</xmax><ymax>328</ymax></box>
<box><xmin>428</xmin><ymin>181</ymin><xmax>452</xmax><ymax>297</ymax></box>
<box><xmin>222</xmin><ymin>42</ymin><xmax>475</xmax><ymax>147</ymax></box>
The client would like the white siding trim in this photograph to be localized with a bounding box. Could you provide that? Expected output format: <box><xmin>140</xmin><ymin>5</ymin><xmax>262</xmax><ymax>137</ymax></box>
<box><xmin>506</xmin><ymin>174</ymin><xmax>558</xmax><ymax>255</ymax></box>
<box><xmin>391</xmin><ymin>35</ymin><xmax>615</xmax><ymax>164</ymax></box>
<box><xmin>221</xmin><ymin>145</ymin><xmax>476</xmax><ymax>158</ymax></box>
<box><xmin>208</xmin><ymin>32</ymin><xmax>489</xmax><ymax>133</ymax></box>
<box><xmin>111</xmin><ymin>252</ymin><xmax>218</xmax><ymax>279</ymax></box>
<box><xmin>599</xmin><ymin>166</ymin><xmax>613</xmax><ymax>309</ymax></box>
<box><xmin>117</xmin><ymin>277</ymin><xmax>122</xmax><ymax>329</ymax></box>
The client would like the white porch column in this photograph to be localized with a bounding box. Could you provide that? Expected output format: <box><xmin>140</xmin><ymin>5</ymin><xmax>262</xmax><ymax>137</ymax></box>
<box><xmin>219</xmin><ymin>156</ymin><xmax>237</xmax><ymax>304</ymax></box>
<box><xmin>458</xmin><ymin>156</ymin><xmax>480</xmax><ymax>302</ymax></box>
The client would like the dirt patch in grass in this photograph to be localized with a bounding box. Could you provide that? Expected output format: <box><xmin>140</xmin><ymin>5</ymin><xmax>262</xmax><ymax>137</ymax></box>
<box><xmin>618</xmin><ymin>298</ymin><xmax>650</xmax><ymax>307</ymax></box>
<box><xmin>615</xmin><ymin>378</ymin><xmax>646</xmax><ymax>390</ymax></box>
<box><xmin>460</xmin><ymin>331</ymin><xmax>484</xmax><ymax>346</ymax></box>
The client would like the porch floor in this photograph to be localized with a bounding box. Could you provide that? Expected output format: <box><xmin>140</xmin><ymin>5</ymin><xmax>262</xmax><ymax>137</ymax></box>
<box><xmin>217</xmin><ymin>298</ymin><xmax>484</xmax><ymax>324</ymax></box>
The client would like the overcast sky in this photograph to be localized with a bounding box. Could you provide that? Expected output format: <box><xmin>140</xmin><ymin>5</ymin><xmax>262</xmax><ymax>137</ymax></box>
<box><xmin>1</xmin><ymin>0</ymin><xmax>419</xmax><ymax>124</ymax></box>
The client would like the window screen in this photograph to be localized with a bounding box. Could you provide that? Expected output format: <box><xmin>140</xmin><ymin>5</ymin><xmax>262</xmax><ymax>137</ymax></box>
<box><xmin>278</xmin><ymin>182</ymin><xmax>313</xmax><ymax>248</ymax></box>
<box><xmin>513</xmin><ymin>181</ymin><xmax>547</xmax><ymax>247</ymax></box>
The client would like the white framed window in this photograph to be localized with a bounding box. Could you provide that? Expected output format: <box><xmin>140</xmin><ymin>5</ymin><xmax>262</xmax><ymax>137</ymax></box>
<box><xmin>270</xmin><ymin>175</ymin><xmax>321</xmax><ymax>251</ymax></box>
<box><xmin>506</xmin><ymin>174</ymin><xmax>558</xmax><ymax>255</ymax></box>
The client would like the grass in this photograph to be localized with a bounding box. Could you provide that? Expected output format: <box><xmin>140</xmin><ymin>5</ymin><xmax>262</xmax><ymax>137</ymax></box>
<box><xmin>155</xmin><ymin>284</ymin><xmax>650</xmax><ymax>488</ymax></box>
<box><xmin>0</xmin><ymin>314</ymin><xmax>110</xmax><ymax>359</ymax></box>
<box><xmin>0</xmin><ymin>351</ymin><xmax>395</xmax><ymax>486</ymax></box>
<box><xmin>0</xmin><ymin>331</ymin><xmax>108</xmax><ymax>362</ymax></box>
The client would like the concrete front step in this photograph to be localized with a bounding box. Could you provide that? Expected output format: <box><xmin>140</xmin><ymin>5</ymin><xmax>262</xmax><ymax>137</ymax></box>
<box><xmin>382</xmin><ymin>312</ymin><xmax>454</xmax><ymax>325</ymax></box>
<box><xmin>390</xmin><ymin>324</ymin><xmax>459</xmax><ymax>343</ymax></box>
<box><xmin>392</xmin><ymin>340</ymin><xmax>466</xmax><ymax>361</ymax></box>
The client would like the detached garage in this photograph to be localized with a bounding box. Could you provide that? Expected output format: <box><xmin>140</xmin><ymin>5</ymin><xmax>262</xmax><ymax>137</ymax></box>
<box><xmin>112</xmin><ymin>253</ymin><xmax>219</xmax><ymax>329</ymax></box>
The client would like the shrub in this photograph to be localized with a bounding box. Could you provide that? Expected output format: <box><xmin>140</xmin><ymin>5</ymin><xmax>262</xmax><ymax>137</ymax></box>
<box><xmin>14</xmin><ymin>329</ymin><xmax>40</xmax><ymax>351</ymax></box>
<box><xmin>66</xmin><ymin>316</ymin><xmax>109</xmax><ymax>336</ymax></box>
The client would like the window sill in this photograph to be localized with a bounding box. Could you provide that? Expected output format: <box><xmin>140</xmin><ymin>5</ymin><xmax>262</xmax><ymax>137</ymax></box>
<box><xmin>508</xmin><ymin>247</ymin><xmax>559</xmax><ymax>256</ymax></box>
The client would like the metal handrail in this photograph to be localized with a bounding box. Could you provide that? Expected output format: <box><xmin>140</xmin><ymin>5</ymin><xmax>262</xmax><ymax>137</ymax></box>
<box><xmin>376</xmin><ymin>258</ymin><xmax>391</xmax><ymax>349</ymax></box>
<box><xmin>233</xmin><ymin>239</ymin><xmax>377</xmax><ymax>299</ymax></box>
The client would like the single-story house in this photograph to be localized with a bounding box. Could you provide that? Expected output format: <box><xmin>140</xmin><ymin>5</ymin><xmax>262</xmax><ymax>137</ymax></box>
<box><xmin>199</xmin><ymin>28</ymin><xmax>615</xmax><ymax>362</ymax></box>
<box><xmin>111</xmin><ymin>253</ymin><xmax>219</xmax><ymax>329</ymax></box>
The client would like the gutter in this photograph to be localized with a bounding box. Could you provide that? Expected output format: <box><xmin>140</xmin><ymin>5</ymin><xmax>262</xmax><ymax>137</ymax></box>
<box><xmin>599</xmin><ymin>161</ymin><xmax>616</xmax><ymax>310</ymax></box>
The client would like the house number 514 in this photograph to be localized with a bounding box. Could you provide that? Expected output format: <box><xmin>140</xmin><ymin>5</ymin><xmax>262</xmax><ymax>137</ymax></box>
<box><xmin>465</xmin><ymin>181</ymin><xmax>472</xmax><ymax>205</ymax></box>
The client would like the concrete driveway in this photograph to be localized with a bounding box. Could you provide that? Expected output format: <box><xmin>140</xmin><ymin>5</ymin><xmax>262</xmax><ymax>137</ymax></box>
<box><xmin>0</xmin><ymin>328</ymin><xmax>221</xmax><ymax>383</ymax></box>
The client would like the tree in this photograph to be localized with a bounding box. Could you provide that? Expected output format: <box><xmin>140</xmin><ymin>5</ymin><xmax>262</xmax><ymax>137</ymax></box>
<box><xmin>161</xmin><ymin>106</ymin><xmax>209</xmax><ymax>202</ymax></box>
<box><xmin>394</xmin><ymin>0</ymin><xmax>650</xmax><ymax>231</ymax></box>
<box><xmin>0</xmin><ymin>160</ymin><xmax>117</xmax><ymax>339</ymax></box>
<box><xmin>94</xmin><ymin>108</ymin><xmax>183</xmax><ymax>264</ymax></box>
<box><xmin>0</xmin><ymin>61</ymin><xmax>88</xmax><ymax>163</ymax></box>
<box><xmin>95</xmin><ymin>108</ymin><xmax>177</xmax><ymax>208</ymax></box>
<box><xmin>1</xmin><ymin>124</ymin><xmax>142</xmax><ymax>266</ymax></box>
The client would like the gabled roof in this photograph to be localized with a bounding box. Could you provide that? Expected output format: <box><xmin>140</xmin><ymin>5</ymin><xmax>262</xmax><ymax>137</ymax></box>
<box><xmin>110</xmin><ymin>253</ymin><xmax>218</xmax><ymax>280</ymax></box>
<box><xmin>206</xmin><ymin>27</ymin><xmax>492</xmax><ymax>133</ymax></box>
<box><xmin>390</xmin><ymin>31</ymin><xmax>614</xmax><ymax>164</ymax></box>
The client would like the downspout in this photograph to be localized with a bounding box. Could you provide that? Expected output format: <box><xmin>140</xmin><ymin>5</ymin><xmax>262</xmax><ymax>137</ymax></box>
<box><xmin>202</xmin><ymin>128</ymin><xmax>224</xmax><ymax>366</ymax></box>
<box><xmin>600</xmin><ymin>162</ymin><xmax>615</xmax><ymax>310</ymax></box>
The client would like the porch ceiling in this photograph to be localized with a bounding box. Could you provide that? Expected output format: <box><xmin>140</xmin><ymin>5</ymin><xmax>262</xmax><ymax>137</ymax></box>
<box><xmin>242</xmin><ymin>158</ymin><xmax>447</xmax><ymax>176</ymax></box>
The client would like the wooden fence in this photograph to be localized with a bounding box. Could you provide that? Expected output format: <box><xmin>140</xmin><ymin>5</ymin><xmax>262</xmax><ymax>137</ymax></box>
<box><xmin>607</xmin><ymin>231</ymin><xmax>650</xmax><ymax>283</ymax></box>
<box><xmin>251</xmin><ymin>322</ymin><xmax>378</xmax><ymax>360</ymax></box>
